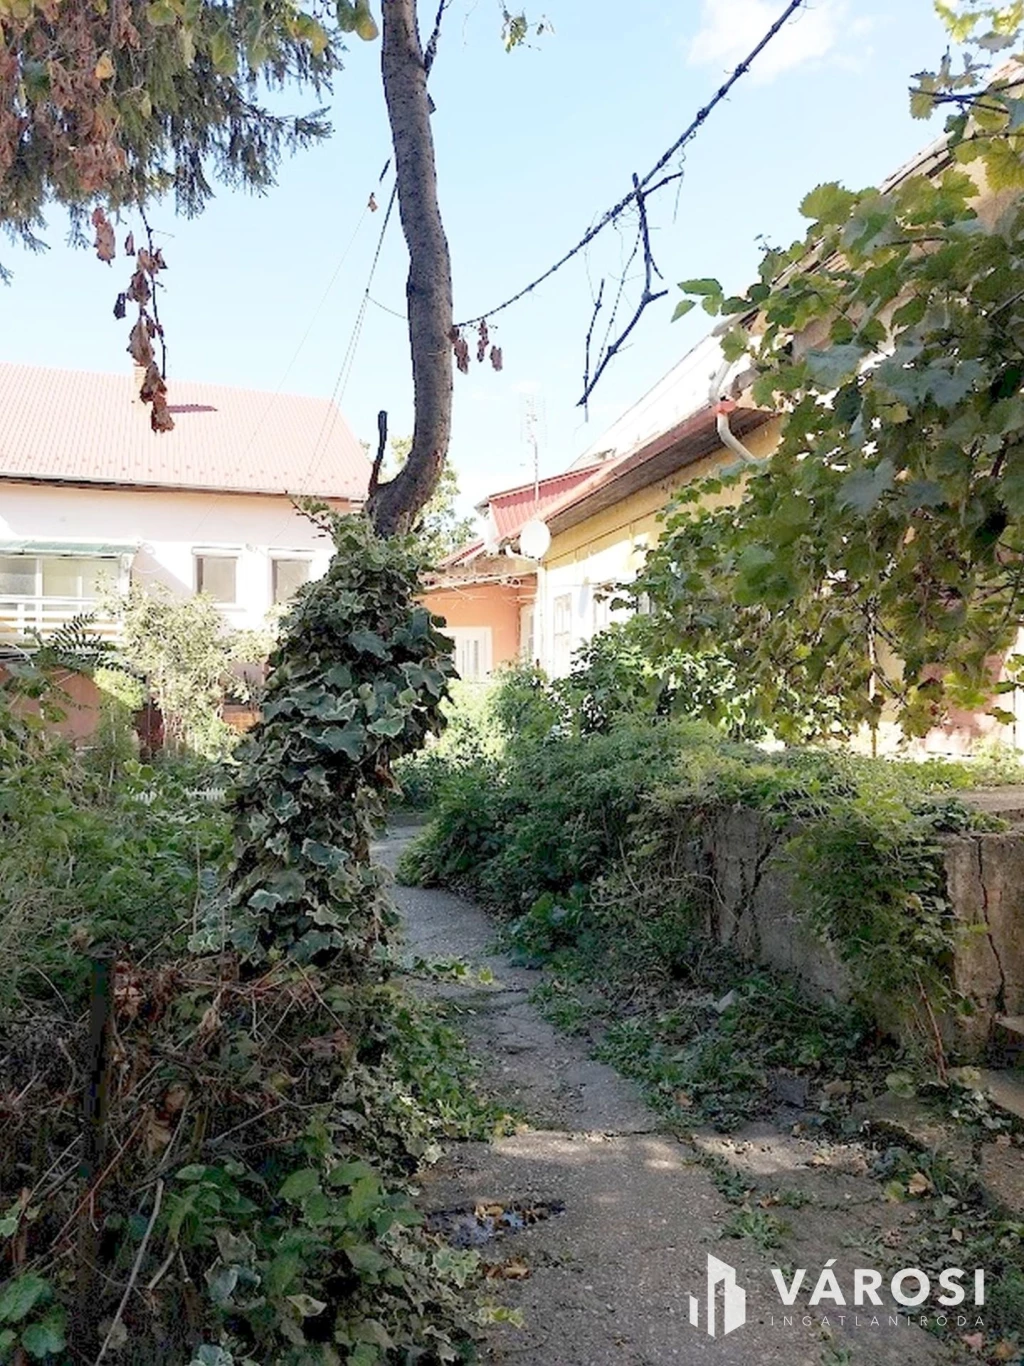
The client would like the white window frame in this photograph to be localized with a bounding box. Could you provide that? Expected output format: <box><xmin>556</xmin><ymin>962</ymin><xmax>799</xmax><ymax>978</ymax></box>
<box><xmin>269</xmin><ymin>550</ymin><xmax>314</xmax><ymax>606</ymax></box>
<box><xmin>446</xmin><ymin>626</ymin><xmax>493</xmax><ymax>682</ymax></box>
<box><xmin>194</xmin><ymin>547</ymin><xmax>240</xmax><ymax>606</ymax></box>
<box><xmin>552</xmin><ymin>592</ymin><xmax>573</xmax><ymax>675</ymax></box>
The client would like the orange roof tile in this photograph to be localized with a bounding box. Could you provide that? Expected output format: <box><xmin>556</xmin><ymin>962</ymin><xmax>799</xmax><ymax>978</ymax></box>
<box><xmin>0</xmin><ymin>363</ymin><xmax>369</xmax><ymax>500</ymax></box>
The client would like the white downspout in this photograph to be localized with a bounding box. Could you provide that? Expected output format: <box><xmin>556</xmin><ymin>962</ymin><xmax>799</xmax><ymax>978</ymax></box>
<box><xmin>709</xmin><ymin>356</ymin><xmax>759</xmax><ymax>464</ymax></box>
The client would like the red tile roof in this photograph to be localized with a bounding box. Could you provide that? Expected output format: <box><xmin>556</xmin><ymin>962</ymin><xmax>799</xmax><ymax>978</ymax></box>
<box><xmin>0</xmin><ymin>363</ymin><xmax>369</xmax><ymax>500</ymax></box>
<box><xmin>484</xmin><ymin>468</ymin><xmax>600</xmax><ymax>542</ymax></box>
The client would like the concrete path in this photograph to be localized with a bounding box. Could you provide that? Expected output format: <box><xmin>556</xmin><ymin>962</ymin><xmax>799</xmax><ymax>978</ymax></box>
<box><xmin>376</xmin><ymin>828</ymin><xmax>969</xmax><ymax>1366</ymax></box>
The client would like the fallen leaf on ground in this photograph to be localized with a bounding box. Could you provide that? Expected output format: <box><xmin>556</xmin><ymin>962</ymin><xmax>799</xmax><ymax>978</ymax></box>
<box><xmin>907</xmin><ymin>1171</ymin><xmax>933</xmax><ymax>1197</ymax></box>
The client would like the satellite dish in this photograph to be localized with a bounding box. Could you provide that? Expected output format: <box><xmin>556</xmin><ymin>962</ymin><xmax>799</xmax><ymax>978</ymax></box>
<box><xmin>519</xmin><ymin>519</ymin><xmax>551</xmax><ymax>560</ymax></box>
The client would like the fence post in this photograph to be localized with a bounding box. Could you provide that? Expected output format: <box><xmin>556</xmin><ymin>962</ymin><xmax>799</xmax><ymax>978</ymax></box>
<box><xmin>76</xmin><ymin>946</ymin><xmax>115</xmax><ymax>1348</ymax></box>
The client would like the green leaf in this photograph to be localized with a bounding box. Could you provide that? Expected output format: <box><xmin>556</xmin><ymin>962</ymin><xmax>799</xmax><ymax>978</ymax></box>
<box><xmin>204</xmin><ymin>1261</ymin><xmax>240</xmax><ymax>1307</ymax></box>
<box><xmin>367</xmin><ymin>713</ymin><xmax>405</xmax><ymax>738</ymax></box>
<box><xmin>278</xmin><ymin>1168</ymin><xmax>321</xmax><ymax>1202</ymax></box>
<box><xmin>146</xmin><ymin>0</ymin><xmax>178</xmax><ymax>24</ymax></box>
<box><xmin>209</xmin><ymin>27</ymin><xmax>238</xmax><ymax>75</ymax></box>
<box><xmin>20</xmin><ymin>1307</ymin><xmax>66</xmax><ymax>1359</ymax></box>
<box><xmin>345</xmin><ymin>1174</ymin><xmax>383</xmax><ymax>1223</ymax></box>
<box><xmin>0</xmin><ymin>1275</ymin><xmax>50</xmax><ymax>1324</ymax></box>
<box><xmin>804</xmin><ymin>344</ymin><xmax>866</xmax><ymax>389</ymax></box>
<box><xmin>677</xmin><ymin>277</ymin><xmax>721</xmax><ymax>296</ymax></box>
<box><xmin>671</xmin><ymin>297</ymin><xmax>696</xmax><ymax>321</ymax></box>
<box><xmin>799</xmin><ymin>181</ymin><xmax>858</xmax><ymax>223</ymax></box>
<box><xmin>348</xmin><ymin>629</ymin><xmax>388</xmax><ymax>658</ymax></box>
<box><xmin>837</xmin><ymin>459</ymin><xmax>895</xmax><ymax>513</ymax></box>
<box><xmin>345</xmin><ymin>1243</ymin><xmax>388</xmax><ymax>1274</ymax></box>
<box><xmin>320</xmin><ymin>724</ymin><xmax>366</xmax><ymax>758</ymax></box>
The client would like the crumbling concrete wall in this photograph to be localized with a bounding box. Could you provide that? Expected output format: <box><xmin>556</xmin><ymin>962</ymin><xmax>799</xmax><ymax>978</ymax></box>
<box><xmin>944</xmin><ymin>833</ymin><xmax>1024</xmax><ymax>1052</ymax></box>
<box><xmin>682</xmin><ymin>806</ymin><xmax>1024</xmax><ymax>1059</ymax></box>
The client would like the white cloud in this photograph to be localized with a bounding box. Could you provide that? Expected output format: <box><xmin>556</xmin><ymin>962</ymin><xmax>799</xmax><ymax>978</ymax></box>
<box><xmin>686</xmin><ymin>0</ymin><xmax>854</xmax><ymax>84</ymax></box>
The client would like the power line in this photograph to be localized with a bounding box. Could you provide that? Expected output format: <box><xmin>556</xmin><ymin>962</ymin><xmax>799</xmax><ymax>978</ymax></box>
<box><xmin>452</xmin><ymin>0</ymin><xmax>806</xmax><ymax>330</ymax></box>
<box><xmin>298</xmin><ymin>182</ymin><xmax>400</xmax><ymax>496</ymax></box>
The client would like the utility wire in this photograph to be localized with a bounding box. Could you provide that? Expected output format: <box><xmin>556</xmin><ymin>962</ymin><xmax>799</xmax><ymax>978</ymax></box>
<box><xmin>452</xmin><ymin>0</ymin><xmax>806</xmax><ymax>329</ymax></box>
<box><xmin>301</xmin><ymin>182</ymin><xmax>400</xmax><ymax>494</ymax></box>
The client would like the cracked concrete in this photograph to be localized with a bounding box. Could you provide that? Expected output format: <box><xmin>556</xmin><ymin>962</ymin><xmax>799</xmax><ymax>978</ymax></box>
<box><xmin>375</xmin><ymin>828</ymin><xmax>973</xmax><ymax>1366</ymax></box>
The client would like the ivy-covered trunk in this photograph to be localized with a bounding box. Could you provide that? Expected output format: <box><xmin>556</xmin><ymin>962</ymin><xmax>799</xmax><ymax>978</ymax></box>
<box><xmin>222</xmin><ymin>514</ymin><xmax>455</xmax><ymax>967</ymax></box>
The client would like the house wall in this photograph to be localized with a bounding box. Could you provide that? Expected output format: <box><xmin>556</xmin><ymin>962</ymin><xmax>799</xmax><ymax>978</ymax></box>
<box><xmin>537</xmin><ymin>420</ymin><xmax>780</xmax><ymax>676</ymax></box>
<box><xmin>0</xmin><ymin>482</ymin><xmax>346</xmax><ymax>632</ymax></box>
<box><xmin>422</xmin><ymin>580</ymin><xmax>534</xmax><ymax>677</ymax></box>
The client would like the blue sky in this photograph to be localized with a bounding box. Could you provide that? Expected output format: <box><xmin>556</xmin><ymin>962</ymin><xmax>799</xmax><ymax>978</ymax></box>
<box><xmin>0</xmin><ymin>0</ymin><xmax>952</xmax><ymax>518</ymax></box>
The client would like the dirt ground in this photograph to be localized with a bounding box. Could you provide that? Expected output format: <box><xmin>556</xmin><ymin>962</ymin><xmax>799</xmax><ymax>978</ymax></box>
<box><xmin>376</xmin><ymin>828</ymin><xmax>978</xmax><ymax>1366</ymax></box>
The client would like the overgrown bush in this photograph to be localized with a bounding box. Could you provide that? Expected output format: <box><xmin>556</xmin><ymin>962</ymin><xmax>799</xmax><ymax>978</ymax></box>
<box><xmin>399</xmin><ymin>671</ymin><xmax>1004</xmax><ymax>1062</ymax></box>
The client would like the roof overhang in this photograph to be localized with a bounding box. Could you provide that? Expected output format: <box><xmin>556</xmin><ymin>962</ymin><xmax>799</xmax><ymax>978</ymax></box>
<box><xmin>545</xmin><ymin>404</ymin><xmax>773</xmax><ymax>538</ymax></box>
<box><xmin>0</xmin><ymin>538</ymin><xmax>139</xmax><ymax>556</ymax></box>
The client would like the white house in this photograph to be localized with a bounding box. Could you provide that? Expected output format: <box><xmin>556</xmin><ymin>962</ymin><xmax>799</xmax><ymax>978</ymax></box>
<box><xmin>0</xmin><ymin>363</ymin><xmax>369</xmax><ymax>642</ymax></box>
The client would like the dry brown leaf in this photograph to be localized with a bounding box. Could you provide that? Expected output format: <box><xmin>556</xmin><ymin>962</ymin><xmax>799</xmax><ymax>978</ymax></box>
<box><xmin>143</xmin><ymin>1109</ymin><xmax>173</xmax><ymax>1156</ymax></box>
<box><xmin>139</xmin><ymin>362</ymin><xmax>166</xmax><ymax>403</ymax></box>
<box><xmin>91</xmin><ymin>206</ymin><xmax>115</xmax><ymax>264</ymax></box>
<box><xmin>368</xmin><ymin>192</ymin><xmax>378</xmax><ymax>212</ymax></box>
<box><xmin>907</xmin><ymin>1171</ymin><xmax>933</xmax><ymax>1197</ymax></box>
<box><xmin>94</xmin><ymin>51</ymin><xmax>114</xmax><ymax>80</ymax></box>
<box><xmin>124</xmin><ymin>232</ymin><xmax>135</xmax><ymax>256</ymax></box>
<box><xmin>162</xmin><ymin>1083</ymin><xmax>189</xmax><ymax>1115</ymax></box>
<box><xmin>127</xmin><ymin>317</ymin><xmax>153</xmax><ymax>366</ymax></box>
<box><xmin>454</xmin><ymin>336</ymin><xmax>470</xmax><ymax>374</ymax></box>
<box><xmin>992</xmin><ymin>1341</ymin><xmax>1018</xmax><ymax>1362</ymax></box>
<box><xmin>490</xmin><ymin>345</ymin><xmax>503</xmax><ymax>372</ymax></box>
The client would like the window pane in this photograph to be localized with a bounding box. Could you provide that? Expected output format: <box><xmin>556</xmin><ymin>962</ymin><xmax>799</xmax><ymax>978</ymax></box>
<box><xmin>41</xmin><ymin>556</ymin><xmax>115</xmax><ymax>599</ymax></box>
<box><xmin>272</xmin><ymin>558</ymin><xmax>310</xmax><ymax>604</ymax></box>
<box><xmin>0</xmin><ymin>555</ymin><xmax>35</xmax><ymax>596</ymax></box>
<box><xmin>197</xmin><ymin>556</ymin><xmax>237</xmax><ymax>603</ymax></box>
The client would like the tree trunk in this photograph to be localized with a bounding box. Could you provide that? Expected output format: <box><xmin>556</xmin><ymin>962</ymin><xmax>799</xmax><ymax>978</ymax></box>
<box><xmin>370</xmin><ymin>0</ymin><xmax>454</xmax><ymax>537</ymax></box>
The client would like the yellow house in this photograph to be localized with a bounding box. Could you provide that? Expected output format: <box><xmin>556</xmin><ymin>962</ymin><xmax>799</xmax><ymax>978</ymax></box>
<box><xmin>532</xmin><ymin>336</ymin><xmax>777</xmax><ymax>675</ymax></box>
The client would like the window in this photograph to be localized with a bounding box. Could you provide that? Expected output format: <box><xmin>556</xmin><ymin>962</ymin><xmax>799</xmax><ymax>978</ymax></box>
<box><xmin>446</xmin><ymin>627</ymin><xmax>493</xmax><ymax>682</ymax></box>
<box><xmin>552</xmin><ymin>592</ymin><xmax>572</xmax><ymax>676</ymax></box>
<box><xmin>195</xmin><ymin>554</ymin><xmax>237</xmax><ymax>604</ymax></box>
<box><xmin>272</xmin><ymin>557</ymin><xmax>310</xmax><ymax>604</ymax></box>
<box><xmin>591</xmin><ymin>582</ymin><xmax>615</xmax><ymax>636</ymax></box>
<box><xmin>42</xmin><ymin>557</ymin><xmax>108</xmax><ymax>599</ymax></box>
<box><xmin>519</xmin><ymin>604</ymin><xmax>535</xmax><ymax>664</ymax></box>
<box><xmin>0</xmin><ymin>555</ymin><xmax>37</xmax><ymax>596</ymax></box>
<box><xmin>0</xmin><ymin>554</ymin><xmax>114</xmax><ymax>599</ymax></box>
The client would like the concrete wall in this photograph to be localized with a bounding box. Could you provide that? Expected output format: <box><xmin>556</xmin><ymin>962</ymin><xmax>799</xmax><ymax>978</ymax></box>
<box><xmin>680</xmin><ymin>805</ymin><xmax>1024</xmax><ymax>1060</ymax></box>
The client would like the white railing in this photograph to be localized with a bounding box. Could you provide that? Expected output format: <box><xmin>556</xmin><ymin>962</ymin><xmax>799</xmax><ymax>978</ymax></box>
<box><xmin>0</xmin><ymin>596</ymin><xmax>121</xmax><ymax>644</ymax></box>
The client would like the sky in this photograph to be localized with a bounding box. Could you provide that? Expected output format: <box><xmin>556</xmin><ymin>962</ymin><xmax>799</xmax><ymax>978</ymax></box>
<box><xmin>0</xmin><ymin>0</ymin><xmax>954</xmax><ymax>522</ymax></box>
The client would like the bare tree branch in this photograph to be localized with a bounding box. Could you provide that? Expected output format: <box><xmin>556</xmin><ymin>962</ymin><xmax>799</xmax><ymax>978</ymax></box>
<box><xmin>368</xmin><ymin>408</ymin><xmax>388</xmax><ymax>499</ymax></box>
<box><xmin>578</xmin><ymin>177</ymin><xmax>667</xmax><ymax>408</ymax></box>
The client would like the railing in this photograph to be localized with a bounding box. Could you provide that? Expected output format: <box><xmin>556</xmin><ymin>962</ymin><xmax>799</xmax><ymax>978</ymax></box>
<box><xmin>0</xmin><ymin>596</ymin><xmax>122</xmax><ymax>644</ymax></box>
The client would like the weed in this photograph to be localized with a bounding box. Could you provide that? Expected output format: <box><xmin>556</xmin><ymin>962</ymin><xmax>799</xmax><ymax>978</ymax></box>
<box><xmin>721</xmin><ymin>1208</ymin><xmax>788</xmax><ymax>1250</ymax></box>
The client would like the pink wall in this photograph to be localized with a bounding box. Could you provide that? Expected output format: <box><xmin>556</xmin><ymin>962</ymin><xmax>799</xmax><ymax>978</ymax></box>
<box><xmin>423</xmin><ymin>581</ymin><xmax>535</xmax><ymax>671</ymax></box>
